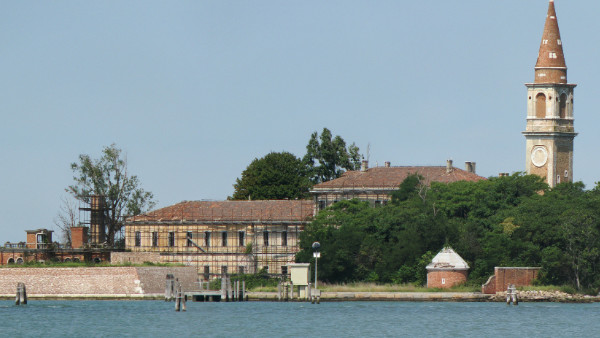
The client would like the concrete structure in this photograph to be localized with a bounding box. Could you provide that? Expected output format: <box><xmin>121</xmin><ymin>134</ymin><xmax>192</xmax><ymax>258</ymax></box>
<box><xmin>125</xmin><ymin>200</ymin><xmax>314</xmax><ymax>279</ymax></box>
<box><xmin>524</xmin><ymin>0</ymin><xmax>576</xmax><ymax>187</ymax></box>
<box><xmin>311</xmin><ymin>160</ymin><xmax>485</xmax><ymax>211</ymax></box>
<box><xmin>426</xmin><ymin>247</ymin><xmax>469</xmax><ymax>289</ymax></box>
<box><xmin>482</xmin><ymin>267</ymin><xmax>540</xmax><ymax>294</ymax></box>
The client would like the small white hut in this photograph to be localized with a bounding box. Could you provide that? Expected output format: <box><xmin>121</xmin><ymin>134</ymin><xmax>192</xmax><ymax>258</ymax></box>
<box><xmin>426</xmin><ymin>247</ymin><xmax>469</xmax><ymax>288</ymax></box>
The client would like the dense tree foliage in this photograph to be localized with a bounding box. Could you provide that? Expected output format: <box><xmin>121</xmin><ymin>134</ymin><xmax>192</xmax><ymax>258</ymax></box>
<box><xmin>297</xmin><ymin>173</ymin><xmax>600</xmax><ymax>292</ymax></box>
<box><xmin>231</xmin><ymin>152</ymin><xmax>312</xmax><ymax>200</ymax></box>
<box><xmin>303</xmin><ymin>128</ymin><xmax>361</xmax><ymax>184</ymax></box>
<box><xmin>68</xmin><ymin>144</ymin><xmax>155</xmax><ymax>245</ymax></box>
<box><xmin>232</xmin><ymin>128</ymin><xmax>361</xmax><ymax>199</ymax></box>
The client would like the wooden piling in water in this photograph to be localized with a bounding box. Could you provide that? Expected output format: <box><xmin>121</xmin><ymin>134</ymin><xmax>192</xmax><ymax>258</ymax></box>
<box><xmin>15</xmin><ymin>282</ymin><xmax>27</xmax><ymax>306</ymax></box>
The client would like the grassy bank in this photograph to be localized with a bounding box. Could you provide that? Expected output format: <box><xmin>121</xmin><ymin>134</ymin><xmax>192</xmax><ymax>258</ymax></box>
<box><xmin>249</xmin><ymin>282</ymin><xmax>480</xmax><ymax>293</ymax></box>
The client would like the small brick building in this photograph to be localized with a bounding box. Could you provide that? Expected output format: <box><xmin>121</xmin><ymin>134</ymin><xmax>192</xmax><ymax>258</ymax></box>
<box><xmin>426</xmin><ymin>247</ymin><xmax>469</xmax><ymax>289</ymax></box>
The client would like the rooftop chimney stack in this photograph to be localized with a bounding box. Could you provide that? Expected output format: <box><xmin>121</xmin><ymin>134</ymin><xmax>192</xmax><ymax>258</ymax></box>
<box><xmin>361</xmin><ymin>160</ymin><xmax>369</xmax><ymax>172</ymax></box>
<box><xmin>465</xmin><ymin>162</ymin><xmax>476</xmax><ymax>174</ymax></box>
<box><xmin>446</xmin><ymin>159</ymin><xmax>453</xmax><ymax>173</ymax></box>
<box><xmin>384</xmin><ymin>161</ymin><xmax>391</xmax><ymax>168</ymax></box>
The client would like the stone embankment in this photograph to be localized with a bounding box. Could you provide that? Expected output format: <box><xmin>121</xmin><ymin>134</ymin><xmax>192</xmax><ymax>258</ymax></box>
<box><xmin>248</xmin><ymin>291</ymin><xmax>493</xmax><ymax>301</ymax></box>
<box><xmin>493</xmin><ymin>290</ymin><xmax>599</xmax><ymax>303</ymax></box>
<box><xmin>0</xmin><ymin>267</ymin><xmax>199</xmax><ymax>300</ymax></box>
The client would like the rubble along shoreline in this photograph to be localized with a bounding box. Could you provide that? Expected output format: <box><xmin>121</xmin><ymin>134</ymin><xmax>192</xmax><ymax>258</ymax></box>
<box><xmin>0</xmin><ymin>291</ymin><xmax>597</xmax><ymax>302</ymax></box>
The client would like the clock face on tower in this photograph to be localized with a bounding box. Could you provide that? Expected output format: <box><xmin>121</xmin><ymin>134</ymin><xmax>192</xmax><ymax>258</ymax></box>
<box><xmin>531</xmin><ymin>146</ymin><xmax>548</xmax><ymax>167</ymax></box>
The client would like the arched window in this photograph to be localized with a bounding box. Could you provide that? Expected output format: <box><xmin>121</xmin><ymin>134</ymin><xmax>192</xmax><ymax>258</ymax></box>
<box><xmin>73</xmin><ymin>257</ymin><xmax>81</xmax><ymax>263</ymax></box>
<box><xmin>536</xmin><ymin>93</ymin><xmax>546</xmax><ymax>118</ymax></box>
<box><xmin>559</xmin><ymin>93</ymin><xmax>567</xmax><ymax>118</ymax></box>
<box><xmin>64</xmin><ymin>258</ymin><xmax>72</xmax><ymax>263</ymax></box>
<box><xmin>93</xmin><ymin>257</ymin><xmax>102</xmax><ymax>264</ymax></box>
<box><xmin>16</xmin><ymin>257</ymin><xmax>24</xmax><ymax>265</ymax></box>
<box><xmin>7</xmin><ymin>258</ymin><xmax>14</xmax><ymax>264</ymax></box>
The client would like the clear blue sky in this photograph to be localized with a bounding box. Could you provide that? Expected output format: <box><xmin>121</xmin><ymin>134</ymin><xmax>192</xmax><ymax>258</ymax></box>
<box><xmin>1</xmin><ymin>1</ymin><xmax>598</xmax><ymax>242</ymax></box>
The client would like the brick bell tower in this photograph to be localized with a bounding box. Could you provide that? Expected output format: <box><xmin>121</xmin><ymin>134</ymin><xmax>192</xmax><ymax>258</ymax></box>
<box><xmin>523</xmin><ymin>0</ymin><xmax>576</xmax><ymax>187</ymax></box>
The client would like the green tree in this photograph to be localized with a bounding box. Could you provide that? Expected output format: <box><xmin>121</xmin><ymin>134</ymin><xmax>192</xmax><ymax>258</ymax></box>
<box><xmin>303</xmin><ymin>128</ymin><xmax>361</xmax><ymax>184</ymax></box>
<box><xmin>67</xmin><ymin>144</ymin><xmax>156</xmax><ymax>246</ymax></box>
<box><xmin>231</xmin><ymin>151</ymin><xmax>312</xmax><ymax>200</ymax></box>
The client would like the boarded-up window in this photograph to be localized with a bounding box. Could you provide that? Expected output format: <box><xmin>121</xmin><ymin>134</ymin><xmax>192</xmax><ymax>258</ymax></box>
<box><xmin>559</xmin><ymin>93</ymin><xmax>567</xmax><ymax>118</ymax></box>
<box><xmin>536</xmin><ymin>93</ymin><xmax>546</xmax><ymax>118</ymax></box>
<box><xmin>135</xmin><ymin>231</ymin><xmax>141</xmax><ymax>247</ymax></box>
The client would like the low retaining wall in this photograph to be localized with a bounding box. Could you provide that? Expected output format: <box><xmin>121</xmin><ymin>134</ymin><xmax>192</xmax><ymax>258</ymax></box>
<box><xmin>0</xmin><ymin>267</ymin><xmax>198</xmax><ymax>297</ymax></box>
<box><xmin>482</xmin><ymin>267</ymin><xmax>540</xmax><ymax>294</ymax></box>
<box><xmin>248</xmin><ymin>291</ymin><xmax>493</xmax><ymax>302</ymax></box>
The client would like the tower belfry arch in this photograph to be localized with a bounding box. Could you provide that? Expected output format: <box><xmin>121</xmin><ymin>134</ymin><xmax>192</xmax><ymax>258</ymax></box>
<box><xmin>523</xmin><ymin>0</ymin><xmax>576</xmax><ymax>187</ymax></box>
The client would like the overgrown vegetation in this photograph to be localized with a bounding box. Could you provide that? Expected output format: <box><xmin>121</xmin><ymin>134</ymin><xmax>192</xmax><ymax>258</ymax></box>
<box><xmin>210</xmin><ymin>268</ymin><xmax>280</xmax><ymax>291</ymax></box>
<box><xmin>297</xmin><ymin>173</ymin><xmax>600</xmax><ymax>293</ymax></box>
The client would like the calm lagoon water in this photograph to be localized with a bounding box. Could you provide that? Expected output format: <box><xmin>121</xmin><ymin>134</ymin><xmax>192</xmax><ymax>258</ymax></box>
<box><xmin>2</xmin><ymin>300</ymin><xmax>600</xmax><ymax>337</ymax></box>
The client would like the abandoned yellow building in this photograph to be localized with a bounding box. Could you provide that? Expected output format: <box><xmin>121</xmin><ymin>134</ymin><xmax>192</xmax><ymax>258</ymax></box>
<box><xmin>124</xmin><ymin>200</ymin><xmax>313</xmax><ymax>280</ymax></box>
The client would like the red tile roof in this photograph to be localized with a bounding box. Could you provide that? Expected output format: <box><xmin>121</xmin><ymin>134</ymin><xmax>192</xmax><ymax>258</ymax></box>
<box><xmin>311</xmin><ymin>166</ymin><xmax>486</xmax><ymax>191</ymax></box>
<box><xmin>128</xmin><ymin>200</ymin><xmax>314</xmax><ymax>223</ymax></box>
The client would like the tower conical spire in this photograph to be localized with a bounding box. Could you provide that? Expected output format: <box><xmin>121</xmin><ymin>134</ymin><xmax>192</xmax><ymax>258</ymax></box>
<box><xmin>534</xmin><ymin>0</ymin><xmax>567</xmax><ymax>83</ymax></box>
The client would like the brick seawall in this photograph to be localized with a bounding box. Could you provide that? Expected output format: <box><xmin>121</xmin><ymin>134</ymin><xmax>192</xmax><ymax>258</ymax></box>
<box><xmin>0</xmin><ymin>267</ymin><xmax>198</xmax><ymax>299</ymax></box>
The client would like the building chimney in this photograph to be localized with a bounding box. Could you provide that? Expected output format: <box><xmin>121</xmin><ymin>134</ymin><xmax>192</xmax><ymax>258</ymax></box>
<box><xmin>361</xmin><ymin>160</ymin><xmax>369</xmax><ymax>172</ymax></box>
<box><xmin>465</xmin><ymin>161</ymin><xmax>476</xmax><ymax>174</ymax></box>
<box><xmin>446</xmin><ymin>159</ymin><xmax>453</xmax><ymax>173</ymax></box>
<box><xmin>499</xmin><ymin>173</ymin><xmax>509</xmax><ymax>177</ymax></box>
<box><xmin>384</xmin><ymin>161</ymin><xmax>391</xmax><ymax>168</ymax></box>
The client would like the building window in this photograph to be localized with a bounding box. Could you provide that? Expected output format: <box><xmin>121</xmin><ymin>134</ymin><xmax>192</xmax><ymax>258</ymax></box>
<box><xmin>152</xmin><ymin>232</ymin><xmax>158</xmax><ymax>247</ymax></box>
<box><xmin>135</xmin><ymin>231</ymin><xmax>141</xmax><ymax>247</ymax></box>
<box><xmin>282</xmin><ymin>231</ymin><xmax>287</xmax><ymax>247</ymax></box>
<box><xmin>16</xmin><ymin>257</ymin><xmax>24</xmax><ymax>265</ymax></box>
<box><xmin>222</xmin><ymin>266</ymin><xmax>228</xmax><ymax>275</ymax></box>
<box><xmin>559</xmin><ymin>93</ymin><xmax>567</xmax><ymax>118</ymax></box>
<box><xmin>205</xmin><ymin>232</ymin><xmax>211</xmax><ymax>247</ymax></box>
<box><xmin>281</xmin><ymin>266</ymin><xmax>288</xmax><ymax>276</ymax></box>
<box><xmin>557</xmin><ymin>175</ymin><xmax>561</xmax><ymax>184</ymax></box>
<box><xmin>535</xmin><ymin>93</ymin><xmax>546</xmax><ymax>118</ymax></box>
<box><xmin>7</xmin><ymin>258</ymin><xmax>14</xmax><ymax>264</ymax></box>
<box><xmin>239</xmin><ymin>266</ymin><xmax>245</xmax><ymax>274</ymax></box>
<box><xmin>263</xmin><ymin>231</ymin><xmax>269</xmax><ymax>246</ymax></box>
<box><xmin>168</xmin><ymin>232</ymin><xmax>175</xmax><ymax>247</ymax></box>
<box><xmin>204</xmin><ymin>266</ymin><xmax>210</xmax><ymax>280</ymax></box>
<box><xmin>186</xmin><ymin>232</ymin><xmax>193</xmax><ymax>247</ymax></box>
<box><xmin>375</xmin><ymin>200</ymin><xmax>382</xmax><ymax>207</ymax></box>
<box><xmin>318</xmin><ymin>200</ymin><xmax>326</xmax><ymax>210</ymax></box>
<box><xmin>441</xmin><ymin>278</ymin><xmax>446</xmax><ymax>285</ymax></box>
<box><xmin>222</xmin><ymin>231</ymin><xmax>228</xmax><ymax>247</ymax></box>
<box><xmin>564</xmin><ymin>170</ymin><xmax>569</xmax><ymax>178</ymax></box>
<box><xmin>239</xmin><ymin>231</ymin><xmax>245</xmax><ymax>246</ymax></box>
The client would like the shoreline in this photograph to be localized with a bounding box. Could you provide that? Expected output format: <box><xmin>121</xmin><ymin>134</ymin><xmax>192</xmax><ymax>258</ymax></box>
<box><xmin>2</xmin><ymin>291</ymin><xmax>598</xmax><ymax>302</ymax></box>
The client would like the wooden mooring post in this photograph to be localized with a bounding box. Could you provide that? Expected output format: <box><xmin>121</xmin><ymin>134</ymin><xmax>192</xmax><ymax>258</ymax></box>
<box><xmin>15</xmin><ymin>282</ymin><xmax>27</xmax><ymax>306</ymax></box>
<box><xmin>165</xmin><ymin>274</ymin><xmax>175</xmax><ymax>301</ymax></box>
<box><xmin>175</xmin><ymin>280</ymin><xmax>186</xmax><ymax>312</ymax></box>
<box><xmin>506</xmin><ymin>284</ymin><xmax>519</xmax><ymax>305</ymax></box>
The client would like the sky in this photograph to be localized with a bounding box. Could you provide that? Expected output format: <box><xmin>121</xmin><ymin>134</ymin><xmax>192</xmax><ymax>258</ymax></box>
<box><xmin>1</xmin><ymin>0</ymin><xmax>599</xmax><ymax>242</ymax></box>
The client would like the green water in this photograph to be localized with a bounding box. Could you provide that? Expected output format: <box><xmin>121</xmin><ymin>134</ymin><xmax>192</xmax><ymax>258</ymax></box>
<box><xmin>2</xmin><ymin>300</ymin><xmax>599</xmax><ymax>337</ymax></box>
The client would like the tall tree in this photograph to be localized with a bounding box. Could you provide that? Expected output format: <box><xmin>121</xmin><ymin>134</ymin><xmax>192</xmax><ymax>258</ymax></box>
<box><xmin>67</xmin><ymin>144</ymin><xmax>155</xmax><ymax>246</ymax></box>
<box><xmin>303</xmin><ymin>128</ymin><xmax>361</xmax><ymax>184</ymax></box>
<box><xmin>231</xmin><ymin>151</ymin><xmax>311</xmax><ymax>200</ymax></box>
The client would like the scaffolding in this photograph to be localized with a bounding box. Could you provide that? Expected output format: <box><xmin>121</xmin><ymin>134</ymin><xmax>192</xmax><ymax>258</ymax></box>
<box><xmin>78</xmin><ymin>195</ymin><xmax>124</xmax><ymax>247</ymax></box>
<box><xmin>124</xmin><ymin>200</ymin><xmax>312</xmax><ymax>280</ymax></box>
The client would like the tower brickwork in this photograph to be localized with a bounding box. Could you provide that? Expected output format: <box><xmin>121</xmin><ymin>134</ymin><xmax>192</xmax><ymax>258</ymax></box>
<box><xmin>523</xmin><ymin>0</ymin><xmax>576</xmax><ymax>187</ymax></box>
